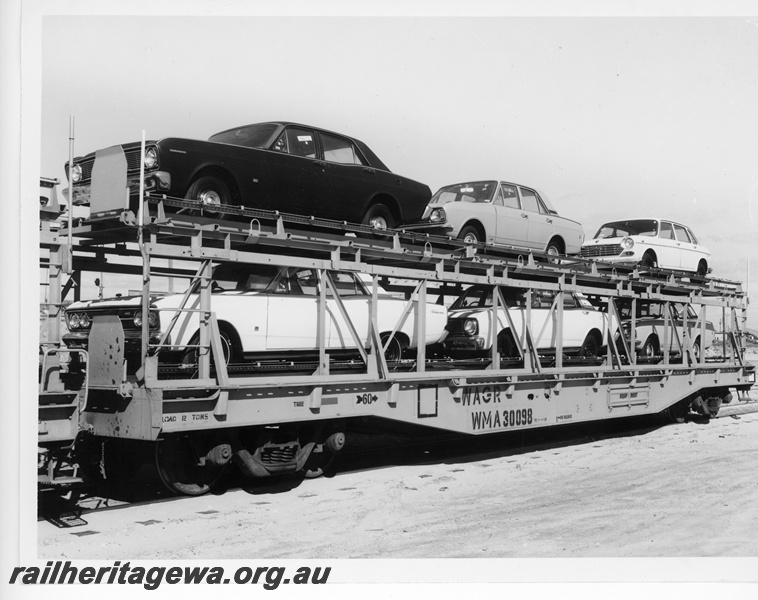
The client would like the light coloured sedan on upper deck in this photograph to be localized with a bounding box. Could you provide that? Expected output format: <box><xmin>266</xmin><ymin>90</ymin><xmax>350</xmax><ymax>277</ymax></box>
<box><xmin>424</xmin><ymin>180</ymin><xmax>585</xmax><ymax>258</ymax></box>
<box><xmin>580</xmin><ymin>218</ymin><xmax>711</xmax><ymax>276</ymax></box>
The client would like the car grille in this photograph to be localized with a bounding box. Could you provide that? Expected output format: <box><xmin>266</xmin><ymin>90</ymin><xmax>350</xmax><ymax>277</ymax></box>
<box><xmin>73</xmin><ymin>148</ymin><xmax>144</xmax><ymax>183</ymax></box>
<box><xmin>445</xmin><ymin>319</ymin><xmax>469</xmax><ymax>335</ymax></box>
<box><xmin>581</xmin><ymin>244</ymin><xmax>623</xmax><ymax>258</ymax></box>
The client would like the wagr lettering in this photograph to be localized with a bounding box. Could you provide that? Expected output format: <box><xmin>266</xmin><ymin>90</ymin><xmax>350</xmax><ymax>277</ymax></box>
<box><xmin>460</xmin><ymin>386</ymin><xmax>502</xmax><ymax>406</ymax></box>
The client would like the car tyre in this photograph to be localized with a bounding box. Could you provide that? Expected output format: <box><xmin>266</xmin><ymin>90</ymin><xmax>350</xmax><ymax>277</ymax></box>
<box><xmin>641</xmin><ymin>252</ymin><xmax>657</xmax><ymax>269</ymax></box>
<box><xmin>380</xmin><ymin>333</ymin><xmax>403</xmax><ymax>362</ymax></box>
<box><xmin>696</xmin><ymin>260</ymin><xmax>708</xmax><ymax>278</ymax></box>
<box><xmin>579</xmin><ymin>333</ymin><xmax>600</xmax><ymax>358</ymax></box>
<box><xmin>185</xmin><ymin>176</ymin><xmax>232</xmax><ymax>218</ymax></box>
<box><xmin>545</xmin><ymin>240</ymin><xmax>562</xmax><ymax>265</ymax></box>
<box><xmin>362</xmin><ymin>203</ymin><xmax>395</xmax><ymax>231</ymax></box>
<box><xmin>181</xmin><ymin>328</ymin><xmax>239</xmax><ymax>373</ymax></box>
<box><xmin>458</xmin><ymin>225</ymin><xmax>482</xmax><ymax>245</ymax></box>
<box><xmin>641</xmin><ymin>335</ymin><xmax>659</xmax><ymax>360</ymax></box>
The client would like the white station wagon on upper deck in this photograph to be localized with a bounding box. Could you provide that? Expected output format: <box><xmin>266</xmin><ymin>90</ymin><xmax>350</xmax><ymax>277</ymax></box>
<box><xmin>63</xmin><ymin>264</ymin><xmax>449</xmax><ymax>367</ymax></box>
<box><xmin>581</xmin><ymin>218</ymin><xmax>711</xmax><ymax>276</ymax></box>
<box><xmin>424</xmin><ymin>180</ymin><xmax>585</xmax><ymax>258</ymax></box>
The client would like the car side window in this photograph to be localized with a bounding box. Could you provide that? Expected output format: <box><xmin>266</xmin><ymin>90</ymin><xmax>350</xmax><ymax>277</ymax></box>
<box><xmin>320</xmin><ymin>133</ymin><xmax>365</xmax><ymax>165</ymax></box>
<box><xmin>294</xmin><ymin>269</ymin><xmax>318</xmax><ymax>296</ymax></box>
<box><xmin>673</xmin><ymin>224</ymin><xmax>692</xmax><ymax>243</ymax></box>
<box><xmin>686</xmin><ymin>228</ymin><xmax>699</xmax><ymax>245</ymax></box>
<box><xmin>519</xmin><ymin>188</ymin><xmax>546</xmax><ymax>214</ymax></box>
<box><xmin>501</xmin><ymin>184</ymin><xmax>520</xmax><ymax>209</ymax></box>
<box><xmin>326</xmin><ymin>272</ymin><xmax>368</xmax><ymax>297</ymax></box>
<box><xmin>562</xmin><ymin>293</ymin><xmax>578</xmax><ymax>309</ymax></box>
<box><xmin>272</xmin><ymin>127</ymin><xmax>317</xmax><ymax>158</ymax></box>
<box><xmin>659</xmin><ymin>222</ymin><xmax>675</xmax><ymax>240</ymax></box>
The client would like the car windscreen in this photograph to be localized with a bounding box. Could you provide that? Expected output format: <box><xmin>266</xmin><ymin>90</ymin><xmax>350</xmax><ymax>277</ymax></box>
<box><xmin>430</xmin><ymin>181</ymin><xmax>498</xmax><ymax>205</ymax></box>
<box><xmin>593</xmin><ymin>219</ymin><xmax>658</xmax><ymax>239</ymax></box>
<box><xmin>212</xmin><ymin>264</ymin><xmax>281</xmax><ymax>291</ymax></box>
<box><xmin>450</xmin><ymin>286</ymin><xmax>525</xmax><ymax>309</ymax></box>
<box><xmin>208</xmin><ymin>123</ymin><xmax>280</xmax><ymax>148</ymax></box>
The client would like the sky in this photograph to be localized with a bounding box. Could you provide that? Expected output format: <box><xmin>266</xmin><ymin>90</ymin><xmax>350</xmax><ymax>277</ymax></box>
<box><xmin>3</xmin><ymin>2</ymin><xmax>758</xmax><ymax>594</ymax></box>
<box><xmin>35</xmin><ymin>10</ymin><xmax>758</xmax><ymax>325</ymax></box>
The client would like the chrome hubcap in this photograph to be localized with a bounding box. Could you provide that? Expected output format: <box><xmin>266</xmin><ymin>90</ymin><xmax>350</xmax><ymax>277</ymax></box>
<box><xmin>199</xmin><ymin>189</ymin><xmax>222</xmax><ymax>207</ymax></box>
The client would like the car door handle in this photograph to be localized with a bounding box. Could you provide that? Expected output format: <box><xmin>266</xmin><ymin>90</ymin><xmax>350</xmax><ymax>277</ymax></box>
<box><xmin>521</xmin><ymin>214</ymin><xmax>528</xmax><ymax>219</ymax></box>
<box><xmin>362</xmin><ymin>167</ymin><xmax>375</xmax><ymax>174</ymax></box>
<box><xmin>312</xmin><ymin>160</ymin><xmax>327</xmax><ymax>168</ymax></box>
<box><xmin>546</xmin><ymin>218</ymin><xmax>553</xmax><ymax>224</ymax></box>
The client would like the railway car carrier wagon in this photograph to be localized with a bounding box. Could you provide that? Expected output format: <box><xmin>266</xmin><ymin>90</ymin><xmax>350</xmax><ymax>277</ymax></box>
<box><xmin>38</xmin><ymin>147</ymin><xmax>755</xmax><ymax>496</ymax></box>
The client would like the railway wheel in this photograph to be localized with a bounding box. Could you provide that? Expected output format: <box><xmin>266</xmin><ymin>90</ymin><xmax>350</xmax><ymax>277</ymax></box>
<box><xmin>302</xmin><ymin>432</ymin><xmax>345</xmax><ymax>479</ymax></box>
<box><xmin>665</xmin><ymin>399</ymin><xmax>689</xmax><ymax>424</ymax></box>
<box><xmin>155</xmin><ymin>434</ymin><xmax>227</xmax><ymax>496</ymax></box>
<box><xmin>184</xmin><ymin>176</ymin><xmax>232</xmax><ymax>218</ymax></box>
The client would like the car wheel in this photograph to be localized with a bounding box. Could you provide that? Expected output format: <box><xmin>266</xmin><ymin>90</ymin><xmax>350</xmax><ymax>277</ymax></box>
<box><xmin>579</xmin><ymin>333</ymin><xmax>599</xmax><ymax>358</ymax></box>
<box><xmin>641</xmin><ymin>252</ymin><xmax>657</xmax><ymax>269</ymax></box>
<box><xmin>458</xmin><ymin>225</ymin><xmax>481</xmax><ymax>245</ymax></box>
<box><xmin>181</xmin><ymin>328</ymin><xmax>238</xmax><ymax>371</ymax></box>
<box><xmin>545</xmin><ymin>240</ymin><xmax>562</xmax><ymax>265</ymax></box>
<box><xmin>380</xmin><ymin>333</ymin><xmax>403</xmax><ymax>362</ymax></box>
<box><xmin>497</xmin><ymin>330</ymin><xmax>518</xmax><ymax>359</ymax></box>
<box><xmin>696</xmin><ymin>260</ymin><xmax>708</xmax><ymax>278</ymax></box>
<box><xmin>691</xmin><ymin>337</ymin><xmax>702</xmax><ymax>363</ymax></box>
<box><xmin>362</xmin><ymin>203</ymin><xmax>395</xmax><ymax>231</ymax></box>
<box><xmin>185</xmin><ymin>176</ymin><xmax>232</xmax><ymax>217</ymax></box>
<box><xmin>641</xmin><ymin>336</ymin><xmax>659</xmax><ymax>360</ymax></box>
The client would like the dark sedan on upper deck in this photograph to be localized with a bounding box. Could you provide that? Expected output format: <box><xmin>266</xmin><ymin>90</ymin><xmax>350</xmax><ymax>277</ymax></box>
<box><xmin>65</xmin><ymin>122</ymin><xmax>440</xmax><ymax>229</ymax></box>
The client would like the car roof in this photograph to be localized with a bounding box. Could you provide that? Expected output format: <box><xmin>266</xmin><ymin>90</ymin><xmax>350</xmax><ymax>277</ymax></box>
<box><xmin>600</xmin><ymin>218</ymin><xmax>694</xmax><ymax>229</ymax></box>
<box><xmin>218</xmin><ymin>121</ymin><xmax>391</xmax><ymax>172</ymax></box>
<box><xmin>437</xmin><ymin>179</ymin><xmax>558</xmax><ymax>213</ymax></box>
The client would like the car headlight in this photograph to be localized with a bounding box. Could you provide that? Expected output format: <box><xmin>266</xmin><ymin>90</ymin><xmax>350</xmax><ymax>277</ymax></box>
<box><xmin>144</xmin><ymin>147</ymin><xmax>159</xmax><ymax>170</ymax></box>
<box><xmin>623</xmin><ymin>237</ymin><xmax>635</xmax><ymax>249</ymax></box>
<box><xmin>71</xmin><ymin>164</ymin><xmax>82</xmax><ymax>183</ymax></box>
<box><xmin>463</xmin><ymin>319</ymin><xmax>478</xmax><ymax>336</ymax></box>
<box><xmin>429</xmin><ymin>207</ymin><xmax>445</xmax><ymax>223</ymax></box>
<box><xmin>133</xmin><ymin>310</ymin><xmax>159</xmax><ymax>328</ymax></box>
<box><xmin>67</xmin><ymin>312</ymin><xmax>91</xmax><ymax>330</ymax></box>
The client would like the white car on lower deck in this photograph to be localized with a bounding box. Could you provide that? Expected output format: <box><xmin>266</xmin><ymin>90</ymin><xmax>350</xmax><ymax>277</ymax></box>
<box><xmin>580</xmin><ymin>218</ymin><xmax>711</xmax><ymax>276</ymax></box>
<box><xmin>443</xmin><ymin>285</ymin><xmax>618</xmax><ymax>360</ymax></box>
<box><xmin>63</xmin><ymin>264</ymin><xmax>448</xmax><ymax>365</ymax></box>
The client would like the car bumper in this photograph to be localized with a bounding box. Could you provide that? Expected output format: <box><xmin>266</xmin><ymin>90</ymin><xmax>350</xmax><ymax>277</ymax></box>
<box><xmin>442</xmin><ymin>335</ymin><xmax>487</xmax><ymax>353</ymax></box>
<box><xmin>64</xmin><ymin>171</ymin><xmax>172</xmax><ymax>206</ymax></box>
<box><xmin>63</xmin><ymin>330</ymin><xmax>164</xmax><ymax>349</ymax></box>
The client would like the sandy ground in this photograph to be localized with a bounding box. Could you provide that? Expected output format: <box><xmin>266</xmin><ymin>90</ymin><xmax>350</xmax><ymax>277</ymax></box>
<box><xmin>38</xmin><ymin>400</ymin><xmax>758</xmax><ymax>562</ymax></box>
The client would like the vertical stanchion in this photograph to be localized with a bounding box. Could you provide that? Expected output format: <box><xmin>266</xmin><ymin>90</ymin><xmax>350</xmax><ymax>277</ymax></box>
<box><xmin>139</xmin><ymin>131</ymin><xmax>150</xmax><ymax>367</ymax></box>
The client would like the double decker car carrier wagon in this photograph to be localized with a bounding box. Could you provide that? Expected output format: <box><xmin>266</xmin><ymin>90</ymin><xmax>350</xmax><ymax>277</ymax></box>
<box><xmin>38</xmin><ymin>147</ymin><xmax>756</xmax><ymax>496</ymax></box>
